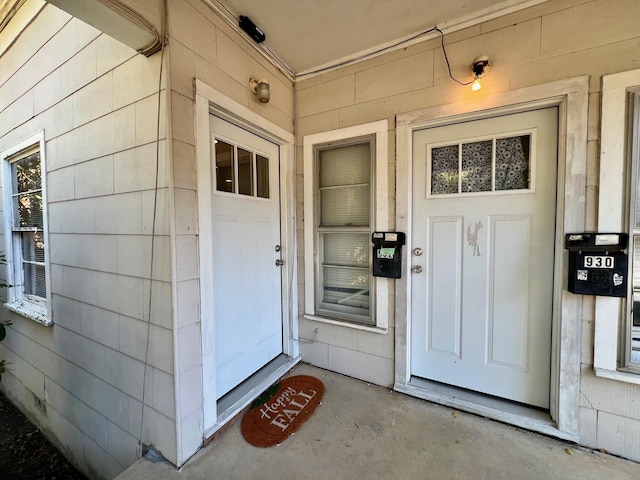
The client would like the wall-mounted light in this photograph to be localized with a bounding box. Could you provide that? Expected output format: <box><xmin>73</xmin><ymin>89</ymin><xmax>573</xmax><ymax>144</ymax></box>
<box><xmin>250</xmin><ymin>77</ymin><xmax>270</xmax><ymax>103</ymax></box>
<box><xmin>470</xmin><ymin>55</ymin><xmax>490</xmax><ymax>92</ymax></box>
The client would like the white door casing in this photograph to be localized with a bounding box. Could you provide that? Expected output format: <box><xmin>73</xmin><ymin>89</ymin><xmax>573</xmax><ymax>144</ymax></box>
<box><xmin>411</xmin><ymin>108</ymin><xmax>558</xmax><ymax>408</ymax></box>
<box><xmin>210</xmin><ymin>115</ymin><xmax>283</xmax><ymax>398</ymax></box>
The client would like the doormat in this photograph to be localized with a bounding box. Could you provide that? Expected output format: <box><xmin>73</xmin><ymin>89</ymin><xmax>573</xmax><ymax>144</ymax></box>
<box><xmin>241</xmin><ymin>375</ymin><xmax>325</xmax><ymax>447</ymax></box>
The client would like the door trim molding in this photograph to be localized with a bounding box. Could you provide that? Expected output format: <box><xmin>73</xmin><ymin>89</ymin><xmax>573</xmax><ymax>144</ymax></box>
<box><xmin>194</xmin><ymin>79</ymin><xmax>298</xmax><ymax>436</ymax></box>
<box><xmin>395</xmin><ymin>76</ymin><xmax>589</xmax><ymax>441</ymax></box>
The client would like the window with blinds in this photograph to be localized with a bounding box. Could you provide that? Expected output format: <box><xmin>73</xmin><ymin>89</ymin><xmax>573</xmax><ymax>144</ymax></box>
<box><xmin>316</xmin><ymin>142</ymin><xmax>372</xmax><ymax>323</ymax></box>
<box><xmin>11</xmin><ymin>151</ymin><xmax>46</xmax><ymax>299</ymax></box>
<box><xmin>1</xmin><ymin>134</ymin><xmax>50</xmax><ymax>324</ymax></box>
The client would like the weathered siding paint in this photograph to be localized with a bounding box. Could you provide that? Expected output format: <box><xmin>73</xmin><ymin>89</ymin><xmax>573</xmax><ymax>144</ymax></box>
<box><xmin>295</xmin><ymin>0</ymin><xmax>640</xmax><ymax>462</ymax></box>
<box><xmin>0</xmin><ymin>4</ymin><xmax>174</xmax><ymax>478</ymax></box>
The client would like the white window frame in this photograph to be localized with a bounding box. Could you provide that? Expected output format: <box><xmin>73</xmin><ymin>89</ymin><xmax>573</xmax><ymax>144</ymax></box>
<box><xmin>303</xmin><ymin>120</ymin><xmax>389</xmax><ymax>332</ymax></box>
<box><xmin>0</xmin><ymin>131</ymin><xmax>52</xmax><ymax>325</ymax></box>
<box><xmin>595</xmin><ymin>68</ymin><xmax>640</xmax><ymax>384</ymax></box>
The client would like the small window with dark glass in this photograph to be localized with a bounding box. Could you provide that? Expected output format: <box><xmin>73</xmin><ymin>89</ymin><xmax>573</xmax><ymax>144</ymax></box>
<box><xmin>214</xmin><ymin>139</ymin><xmax>270</xmax><ymax>199</ymax></box>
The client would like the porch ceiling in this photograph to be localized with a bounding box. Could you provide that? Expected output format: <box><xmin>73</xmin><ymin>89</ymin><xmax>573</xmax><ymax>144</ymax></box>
<box><xmin>212</xmin><ymin>0</ymin><xmax>550</xmax><ymax>75</ymax></box>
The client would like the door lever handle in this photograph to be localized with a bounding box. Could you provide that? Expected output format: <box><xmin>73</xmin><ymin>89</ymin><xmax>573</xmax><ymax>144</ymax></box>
<box><xmin>275</xmin><ymin>259</ymin><xmax>285</xmax><ymax>266</ymax></box>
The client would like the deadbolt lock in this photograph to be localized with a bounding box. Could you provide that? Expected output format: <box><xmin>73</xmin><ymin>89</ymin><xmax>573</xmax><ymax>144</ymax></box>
<box><xmin>413</xmin><ymin>248</ymin><xmax>423</xmax><ymax>256</ymax></box>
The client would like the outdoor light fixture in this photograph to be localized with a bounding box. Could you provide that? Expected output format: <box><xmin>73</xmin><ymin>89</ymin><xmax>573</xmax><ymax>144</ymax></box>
<box><xmin>470</xmin><ymin>55</ymin><xmax>490</xmax><ymax>92</ymax></box>
<box><xmin>250</xmin><ymin>77</ymin><xmax>270</xmax><ymax>103</ymax></box>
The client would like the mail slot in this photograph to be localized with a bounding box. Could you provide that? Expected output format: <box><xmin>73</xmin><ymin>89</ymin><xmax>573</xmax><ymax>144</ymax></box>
<box><xmin>565</xmin><ymin>232</ymin><xmax>629</xmax><ymax>297</ymax></box>
<box><xmin>372</xmin><ymin>232</ymin><xmax>406</xmax><ymax>279</ymax></box>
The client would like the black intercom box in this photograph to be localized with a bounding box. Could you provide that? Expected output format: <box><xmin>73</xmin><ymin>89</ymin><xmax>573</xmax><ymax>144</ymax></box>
<box><xmin>565</xmin><ymin>232</ymin><xmax>629</xmax><ymax>297</ymax></box>
<box><xmin>372</xmin><ymin>232</ymin><xmax>406</xmax><ymax>278</ymax></box>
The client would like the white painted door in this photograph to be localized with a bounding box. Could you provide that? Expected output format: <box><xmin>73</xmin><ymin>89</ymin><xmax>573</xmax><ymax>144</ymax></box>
<box><xmin>210</xmin><ymin>115</ymin><xmax>283</xmax><ymax>398</ymax></box>
<box><xmin>411</xmin><ymin>108</ymin><xmax>558</xmax><ymax>408</ymax></box>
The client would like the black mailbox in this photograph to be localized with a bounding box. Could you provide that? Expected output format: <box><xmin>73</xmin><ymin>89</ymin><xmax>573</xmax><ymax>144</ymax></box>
<box><xmin>565</xmin><ymin>232</ymin><xmax>629</xmax><ymax>297</ymax></box>
<box><xmin>372</xmin><ymin>232</ymin><xmax>406</xmax><ymax>279</ymax></box>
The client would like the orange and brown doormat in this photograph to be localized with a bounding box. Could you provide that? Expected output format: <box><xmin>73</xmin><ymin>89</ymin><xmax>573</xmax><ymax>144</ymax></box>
<box><xmin>241</xmin><ymin>375</ymin><xmax>325</xmax><ymax>447</ymax></box>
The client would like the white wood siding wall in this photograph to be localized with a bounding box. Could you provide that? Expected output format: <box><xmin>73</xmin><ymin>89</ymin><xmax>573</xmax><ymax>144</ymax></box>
<box><xmin>0</xmin><ymin>4</ymin><xmax>174</xmax><ymax>477</ymax></box>
<box><xmin>295</xmin><ymin>0</ymin><xmax>640</xmax><ymax>462</ymax></box>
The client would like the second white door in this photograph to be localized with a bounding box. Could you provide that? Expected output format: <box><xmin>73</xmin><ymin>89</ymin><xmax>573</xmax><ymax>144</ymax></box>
<box><xmin>411</xmin><ymin>107</ymin><xmax>558</xmax><ymax>408</ymax></box>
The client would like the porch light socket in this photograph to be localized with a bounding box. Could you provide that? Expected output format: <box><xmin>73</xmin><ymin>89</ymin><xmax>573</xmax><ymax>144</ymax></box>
<box><xmin>470</xmin><ymin>55</ymin><xmax>490</xmax><ymax>91</ymax></box>
<box><xmin>250</xmin><ymin>77</ymin><xmax>270</xmax><ymax>103</ymax></box>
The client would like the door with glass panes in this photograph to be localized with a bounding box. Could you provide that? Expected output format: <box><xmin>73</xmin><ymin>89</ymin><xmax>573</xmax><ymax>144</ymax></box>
<box><xmin>210</xmin><ymin>115</ymin><xmax>283</xmax><ymax>398</ymax></box>
<box><xmin>411</xmin><ymin>107</ymin><xmax>558</xmax><ymax>408</ymax></box>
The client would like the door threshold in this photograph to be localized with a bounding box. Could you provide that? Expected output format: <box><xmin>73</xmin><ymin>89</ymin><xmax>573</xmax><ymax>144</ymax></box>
<box><xmin>205</xmin><ymin>354</ymin><xmax>301</xmax><ymax>440</ymax></box>
<box><xmin>395</xmin><ymin>376</ymin><xmax>578</xmax><ymax>443</ymax></box>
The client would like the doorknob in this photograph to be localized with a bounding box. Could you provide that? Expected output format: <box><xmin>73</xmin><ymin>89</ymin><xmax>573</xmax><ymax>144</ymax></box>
<box><xmin>412</xmin><ymin>265</ymin><xmax>423</xmax><ymax>273</ymax></box>
<box><xmin>275</xmin><ymin>259</ymin><xmax>285</xmax><ymax>266</ymax></box>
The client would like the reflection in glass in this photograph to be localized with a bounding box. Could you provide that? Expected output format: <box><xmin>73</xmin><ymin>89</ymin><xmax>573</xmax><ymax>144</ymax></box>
<box><xmin>21</xmin><ymin>231</ymin><xmax>45</xmax><ymax>263</ymax></box>
<box><xmin>12</xmin><ymin>152</ymin><xmax>41</xmax><ymax>193</ymax></box>
<box><xmin>431</xmin><ymin>145</ymin><xmax>459</xmax><ymax>194</ymax></box>
<box><xmin>238</xmin><ymin>148</ymin><xmax>253</xmax><ymax>196</ymax></box>
<box><xmin>215</xmin><ymin>140</ymin><xmax>234</xmax><ymax>193</ymax></box>
<box><xmin>256</xmin><ymin>155</ymin><xmax>269</xmax><ymax>198</ymax></box>
<box><xmin>23</xmin><ymin>262</ymin><xmax>46</xmax><ymax>297</ymax></box>
<box><xmin>461</xmin><ymin>140</ymin><xmax>492</xmax><ymax>193</ymax></box>
<box><xmin>496</xmin><ymin>135</ymin><xmax>530</xmax><ymax>191</ymax></box>
<box><xmin>321</xmin><ymin>233</ymin><xmax>370</xmax><ymax>318</ymax></box>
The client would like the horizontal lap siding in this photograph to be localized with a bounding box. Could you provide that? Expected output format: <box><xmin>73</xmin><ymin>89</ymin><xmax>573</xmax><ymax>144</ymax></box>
<box><xmin>0</xmin><ymin>4</ymin><xmax>175</xmax><ymax>477</ymax></box>
<box><xmin>295</xmin><ymin>0</ymin><xmax>640</xmax><ymax>462</ymax></box>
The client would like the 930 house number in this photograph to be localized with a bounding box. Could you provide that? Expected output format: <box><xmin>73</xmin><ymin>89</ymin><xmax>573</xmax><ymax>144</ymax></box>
<box><xmin>584</xmin><ymin>255</ymin><xmax>614</xmax><ymax>269</ymax></box>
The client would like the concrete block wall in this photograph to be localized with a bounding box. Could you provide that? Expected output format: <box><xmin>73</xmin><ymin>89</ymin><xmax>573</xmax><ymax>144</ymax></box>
<box><xmin>295</xmin><ymin>0</ymin><xmax>640</xmax><ymax>461</ymax></box>
<box><xmin>0</xmin><ymin>4</ymin><xmax>175</xmax><ymax>478</ymax></box>
<box><xmin>165</xmin><ymin>0</ymin><xmax>294</xmax><ymax>465</ymax></box>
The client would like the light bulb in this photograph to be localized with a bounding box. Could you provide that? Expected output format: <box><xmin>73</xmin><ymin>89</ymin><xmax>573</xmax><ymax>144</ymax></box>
<box><xmin>471</xmin><ymin>78</ymin><xmax>482</xmax><ymax>92</ymax></box>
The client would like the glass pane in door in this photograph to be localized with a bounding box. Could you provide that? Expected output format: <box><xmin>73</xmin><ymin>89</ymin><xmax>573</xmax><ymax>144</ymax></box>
<box><xmin>238</xmin><ymin>147</ymin><xmax>253</xmax><ymax>196</ymax></box>
<box><xmin>215</xmin><ymin>140</ymin><xmax>234</xmax><ymax>193</ymax></box>
<box><xmin>495</xmin><ymin>135</ymin><xmax>531</xmax><ymax>191</ymax></box>
<box><xmin>461</xmin><ymin>140</ymin><xmax>492</xmax><ymax>193</ymax></box>
<box><xmin>430</xmin><ymin>145</ymin><xmax>459</xmax><ymax>194</ymax></box>
<box><xmin>256</xmin><ymin>154</ymin><xmax>270</xmax><ymax>198</ymax></box>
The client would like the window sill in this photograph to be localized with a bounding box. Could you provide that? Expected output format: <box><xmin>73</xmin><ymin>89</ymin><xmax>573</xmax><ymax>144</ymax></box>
<box><xmin>594</xmin><ymin>367</ymin><xmax>640</xmax><ymax>386</ymax></box>
<box><xmin>4</xmin><ymin>300</ymin><xmax>51</xmax><ymax>326</ymax></box>
<box><xmin>303</xmin><ymin>314</ymin><xmax>388</xmax><ymax>335</ymax></box>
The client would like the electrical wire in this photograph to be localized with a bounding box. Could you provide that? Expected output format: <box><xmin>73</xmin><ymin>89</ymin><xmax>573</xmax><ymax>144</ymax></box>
<box><xmin>136</xmin><ymin>0</ymin><xmax>167</xmax><ymax>461</ymax></box>
<box><xmin>295</xmin><ymin>26</ymin><xmax>474</xmax><ymax>85</ymax></box>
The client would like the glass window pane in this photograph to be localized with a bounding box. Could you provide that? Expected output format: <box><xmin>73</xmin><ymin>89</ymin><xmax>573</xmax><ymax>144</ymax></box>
<box><xmin>21</xmin><ymin>231</ymin><xmax>45</xmax><ymax>263</ymax></box>
<box><xmin>431</xmin><ymin>145</ymin><xmax>459</xmax><ymax>194</ymax></box>
<box><xmin>23</xmin><ymin>262</ymin><xmax>46</xmax><ymax>298</ymax></box>
<box><xmin>256</xmin><ymin>155</ymin><xmax>270</xmax><ymax>198</ymax></box>
<box><xmin>320</xmin><ymin>143</ymin><xmax>370</xmax><ymax>187</ymax></box>
<box><xmin>495</xmin><ymin>135</ymin><xmax>531</xmax><ymax>191</ymax></box>
<box><xmin>321</xmin><ymin>266</ymin><xmax>370</xmax><ymax>314</ymax></box>
<box><xmin>238</xmin><ymin>148</ymin><xmax>253</xmax><ymax>196</ymax></box>
<box><xmin>461</xmin><ymin>140</ymin><xmax>492</xmax><ymax>193</ymax></box>
<box><xmin>12</xmin><ymin>152</ymin><xmax>41</xmax><ymax>193</ymax></box>
<box><xmin>15</xmin><ymin>192</ymin><xmax>43</xmax><ymax>227</ymax></box>
<box><xmin>320</xmin><ymin>186</ymin><xmax>369</xmax><ymax>226</ymax></box>
<box><xmin>323</xmin><ymin>233</ymin><xmax>369</xmax><ymax>268</ymax></box>
<box><xmin>215</xmin><ymin>140</ymin><xmax>234</xmax><ymax>193</ymax></box>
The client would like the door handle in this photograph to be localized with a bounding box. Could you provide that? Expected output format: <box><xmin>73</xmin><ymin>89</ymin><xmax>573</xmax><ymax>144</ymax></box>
<box><xmin>412</xmin><ymin>265</ymin><xmax>423</xmax><ymax>273</ymax></box>
<box><xmin>275</xmin><ymin>259</ymin><xmax>285</xmax><ymax>266</ymax></box>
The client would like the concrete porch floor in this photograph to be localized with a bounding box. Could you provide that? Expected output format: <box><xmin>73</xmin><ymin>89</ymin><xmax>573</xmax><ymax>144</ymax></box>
<box><xmin>116</xmin><ymin>363</ymin><xmax>640</xmax><ymax>480</ymax></box>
